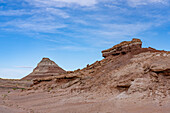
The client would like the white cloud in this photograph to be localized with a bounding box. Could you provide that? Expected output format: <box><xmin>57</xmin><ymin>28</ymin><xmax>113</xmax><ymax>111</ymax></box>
<box><xmin>0</xmin><ymin>8</ymin><xmax>69</xmax><ymax>18</ymax></box>
<box><xmin>48</xmin><ymin>45</ymin><xmax>90</xmax><ymax>51</ymax></box>
<box><xmin>0</xmin><ymin>68</ymin><xmax>32</xmax><ymax>79</ymax></box>
<box><xmin>27</xmin><ymin>0</ymin><xmax>97</xmax><ymax>7</ymax></box>
<box><xmin>15</xmin><ymin>66</ymin><xmax>33</xmax><ymax>68</ymax></box>
<box><xmin>77</xmin><ymin>23</ymin><xmax>152</xmax><ymax>38</ymax></box>
<box><xmin>46</xmin><ymin>8</ymin><xmax>69</xmax><ymax>18</ymax></box>
<box><xmin>101</xmin><ymin>23</ymin><xmax>152</xmax><ymax>35</ymax></box>
<box><xmin>127</xmin><ymin>0</ymin><xmax>168</xmax><ymax>7</ymax></box>
<box><xmin>72</xmin><ymin>22</ymin><xmax>153</xmax><ymax>47</ymax></box>
<box><xmin>0</xmin><ymin>10</ymin><xmax>32</xmax><ymax>16</ymax></box>
<box><xmin>18</xmin><ymin>23</ymin><xmax>66</xmax><ymax>33</ymax></box>
<box><xmin>0</xmin><ymin>16</ymin><xmax>67</xmax><ymax>33</ymax></box>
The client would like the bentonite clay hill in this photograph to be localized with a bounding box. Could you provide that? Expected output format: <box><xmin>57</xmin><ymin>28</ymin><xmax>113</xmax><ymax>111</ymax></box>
<box><xmin>0</xmin><ymin>38</ymin><xmax>170</xmax><ymax>113</ymax></box>
<box><xmin>22</xmin><ymin>58</ymin><xmax>66</xmax><ymax>80</ymax></box>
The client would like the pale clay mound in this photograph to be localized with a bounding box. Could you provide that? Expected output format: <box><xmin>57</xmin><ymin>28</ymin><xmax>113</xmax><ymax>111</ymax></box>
<box><xmin>0</xmin><ymin>38</ymin><xmax>170</xmax><ymax>113</ymax></box>
<box><xmin>22</xmin><ymin>58</ymin><xmax>66</xmax><ymax>80</ymax></box>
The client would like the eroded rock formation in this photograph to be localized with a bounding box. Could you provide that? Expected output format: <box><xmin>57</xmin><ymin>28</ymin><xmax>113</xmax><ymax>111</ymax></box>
<box><xmin>3</xmin><ymin>38</ymin><xmax>169</xmax><ymax>113</ymax></box>
<box><xmin>26</xmin><ymin>38</ymin><xmax>170</xmax><ymax>101</ymax></box>
<box><xmin>22</xmin><ymin>58</ymin><xmax>66</xmax><ymax>80</ymax></box>
<box><xmin>102</xmin><ymin>38</ymin><xmax>142</xmax><ymax>58</ymax></box>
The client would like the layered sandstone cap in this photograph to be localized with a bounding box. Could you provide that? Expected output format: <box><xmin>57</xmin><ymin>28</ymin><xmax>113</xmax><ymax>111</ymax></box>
<box><xmin>102</xmin><ymin>38</ymin><xmax>142</xmax><ymax>57</ymax></box>
<box><xmin>22</xmin><ymin>58</ymin><xmax>66</xmax><ymax>80</ymax></box>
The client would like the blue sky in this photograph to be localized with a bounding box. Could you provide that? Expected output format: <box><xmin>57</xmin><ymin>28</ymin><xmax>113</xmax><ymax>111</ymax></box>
<box><xmin>0</xmin><ymin>0</ymin><xmax>170</xmax><ymax>79</ymax></box>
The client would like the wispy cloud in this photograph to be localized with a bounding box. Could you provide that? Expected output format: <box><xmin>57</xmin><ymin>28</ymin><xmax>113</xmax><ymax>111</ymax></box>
<box><xmin>15</xmin><ymin>66</ymin><xmax>33</xmax><ymax>68</ymax></box>
<box><xmin>15</xmin><ymin>22</ymin><xmax>66</xmax><ymax>33</ymax></box>
<box><xmin>0</xmin><ymin>10</ymin><xmax>32</xmax><ymax>16</ymax></box>
<box><xmin>0</xmin><ymin>0</ymin><xmax>170</xmax><ymax>47</ymax></box>
<box><xmin>0</xmin><ymin>68</ymin><xmax>32</xmax><ymax>79</ymax></box>
<box><xmin>48</xmin><ymin>45</ymin><xmax>91</xmax><ymax>51</ymax></box>
<box><xmin>68</xmin><ymin>22</ymin><xmax>153</xmax><ymax>47</ymax></box>
<box><xmin>0</xmin><ymin>8</ymin><xmax>69</xmax><ymax>18</ymax></box>
<box><xmin>27</xmin><ymin>0</ymin><xmax>97</xmax><ymax>7</ymax></box>
<box><xmin>127</xmin><ymin>0</ymin><xmax>168</xmax><ymax>7</ymax></box>
<box><xmin>100</xmin><ymin>23</ymin><xmax>152</xmax><ymax>36</ymax></box>
<box><xmin>0</xmin><ymin>16</ymin><xmax>67</xmax><ymax>33</ymax></box>
<box><xmin>45</xmin><ymin>8</ymin><xmax>70</xmax><ymax>18</ymax></box>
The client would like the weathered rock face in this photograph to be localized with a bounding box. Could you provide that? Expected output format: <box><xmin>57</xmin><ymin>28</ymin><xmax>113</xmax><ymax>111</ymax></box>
<box><xmin>102</xmin><ymin>38</ymin><xmax>142</xmax><ymax>58</ymax></box>
<box><xmin>22</xmin><ymin>58</ymin><xmax>66</xmax><ymax>80</ymax></box>
<box><xmin>28</xmin><ymin>38</ymin><xmax>170</xmax><ymax>101</ymax></box>
<box><xmin>150</xmin><ymin>57</ymin><xmax>170</xmax><ymax>76</ymax></box>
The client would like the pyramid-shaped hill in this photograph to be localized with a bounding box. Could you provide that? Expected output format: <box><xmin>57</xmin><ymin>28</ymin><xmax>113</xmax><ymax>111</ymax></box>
<box><xmin>22</xmin><ymin>58</ymin><xmax>66</xmax><ymax>80</ymax></box>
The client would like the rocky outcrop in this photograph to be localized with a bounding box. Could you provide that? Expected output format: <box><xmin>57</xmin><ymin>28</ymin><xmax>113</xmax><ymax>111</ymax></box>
<box><xmin>28</xmin><ymin>38</ymin><xmax>170</xmax><ymax>100</ymax></box>
<box><xmin>22</xmin><ymin>58</ymin><xmax>66</xmax><ymax>80</ymax></box>
<box><xmin>150</xmin><ymin>57</ymin><xmax>170</xmax><ymax>76</ymax></box>
<box><xmin>102</xmin><ymin>38</ymin><xmax>142</xmax><ymax>58</ymax></box>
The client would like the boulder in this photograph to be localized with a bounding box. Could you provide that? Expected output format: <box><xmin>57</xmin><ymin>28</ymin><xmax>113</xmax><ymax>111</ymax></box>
<box><xmin>150</xmin><ymin>58</ymin><xmax>170</xmax><ymax>76</ymax></box>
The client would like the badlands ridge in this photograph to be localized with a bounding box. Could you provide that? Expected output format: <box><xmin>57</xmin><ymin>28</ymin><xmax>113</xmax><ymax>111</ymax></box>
<box><xmin>0</xmin><ymin>38</ymin><xmax>170</xmax><ymax>113</ymax></box>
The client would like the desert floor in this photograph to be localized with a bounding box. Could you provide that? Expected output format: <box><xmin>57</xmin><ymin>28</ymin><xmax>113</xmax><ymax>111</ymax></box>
<box><xmin>1</xmin><ymin>86</ymin><xmax>170</xmax><ymax>113</ymax></box>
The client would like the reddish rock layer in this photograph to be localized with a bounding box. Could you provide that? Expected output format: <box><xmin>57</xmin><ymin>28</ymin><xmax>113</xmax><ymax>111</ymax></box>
<box><xmin>102</xmin><ymin>38</ymin><xmax>142</xmax><ymax>58</ymax></box>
